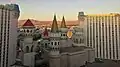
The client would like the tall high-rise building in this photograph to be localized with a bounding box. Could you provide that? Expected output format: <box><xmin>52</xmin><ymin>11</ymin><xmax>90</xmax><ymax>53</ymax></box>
<box><xmin>0</xmin><ymin>4</ymin><xmax>20</xmax><ymax>67</ymax></box>
<box><xmin>78</xmin><ymin>12</ymin><xmax>120</xmax><ymax>60</ymax></box>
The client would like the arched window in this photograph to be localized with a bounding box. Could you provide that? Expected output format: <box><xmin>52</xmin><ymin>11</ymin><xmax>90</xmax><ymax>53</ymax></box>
<box><xmin>31</xmin><ymin>45</ymin><xmax>34</xmax><ymax>52</ymax></box>
<box><xmin>55</xmin><ymin>42</ymin><xmax>57</xmax><ymax>45</ymax></box>
<box><xmin>58</xmin><ymin>42</ymin><xmax>59</xmax><ymax>45</ymax></box>
<box><xmin>51</xmin><ymin>42</ymin><xmax>53</xmax><ymax>45</ymax></box>
<box><xmin>63</xmin><ymin>34</ymin><xmax>65</xmax><ymax>36</ymax></box>
<box><xmin>27</xmin><ymin>29</ymin><xmax>29</xmax><ymax>33</ymax></box>
<box><xmin>61</xmin><ymin>34</ymin><xmax>63</xmax><ymax>36</ymax></box>
<box><xmin>45</xmin><ymin>43</ymin><xmax>47</xmax><ymax>48</ymax></box>
<box><xmin>26</xmin><ymin>46</ymin><xmax>29</xmax><ymax>53</ymax></box>
<box><xmin>76</xmin><ymin>39</ymin><xmax>78</xmax><ymax>43</ymax></box>
<box><xmin>53</xmin><ymin>48</ymin><xmax>54</xmax><ymax>50</ymax></box>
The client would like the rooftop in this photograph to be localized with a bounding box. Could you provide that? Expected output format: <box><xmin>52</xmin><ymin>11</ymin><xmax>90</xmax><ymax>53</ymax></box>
<box><xmin>0</xmin><ymin>4</ymin><xmax>20</xmax><ymax>12</ymax></box>
<box><xmin>87</xmin><ymin>13</ymin><xmax>120</xmax><ymax>16</ymax></box>
<box><xmin>60</xmin><ymin>46</ymin><xmax>86</xmax><ymax>53</ymax></box>
<box><xmin>23</xmin><ymin>19</ymin><xmax>35</xmax><ymax>27</ymax></box>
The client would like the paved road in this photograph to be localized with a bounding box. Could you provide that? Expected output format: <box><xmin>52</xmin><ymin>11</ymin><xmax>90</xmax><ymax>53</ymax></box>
<box><xmin>87</xmin><ymin>60</ymin><xmax>120</xmax><ymax>67</ymax></box>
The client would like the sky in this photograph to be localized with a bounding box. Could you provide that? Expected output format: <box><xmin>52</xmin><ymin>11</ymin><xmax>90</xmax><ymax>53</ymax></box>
<box><xmin>0</xmin><ymin>0</ymin><xmax>120</xmax><ymax>20</ymax></box>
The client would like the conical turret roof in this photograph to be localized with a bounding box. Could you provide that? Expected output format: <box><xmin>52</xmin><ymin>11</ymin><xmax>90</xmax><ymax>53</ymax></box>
<box><xmin>51</xmin><ymin>14</ymin><xmax>59</xmax><ymax>32</ymax></box>
<box><xmin>61</xmin><ymin>16</ymin><xmax>67</xmax><ymax>28</ymax></box>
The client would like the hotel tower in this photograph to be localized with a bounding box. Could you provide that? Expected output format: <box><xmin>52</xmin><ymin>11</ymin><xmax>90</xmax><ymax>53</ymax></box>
<box><xmin>78</xmin><ymin>12</ymin><xmax>120</xmax><ymax>60</ymax></box>
<box><xmin>0</xmin><ymin>4</ymin><xmax>20</xmax><ymax>67</ymax></box>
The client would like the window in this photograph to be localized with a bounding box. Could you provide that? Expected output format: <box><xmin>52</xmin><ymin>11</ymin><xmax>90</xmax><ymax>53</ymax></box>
<box><xmin>45</xmin><ymin>43</ymin><xmax>47</xmax><ymax>48</ymax></box>
<box><xmin>58</xmin><ymin>42</ymin><xmax>59</xmax><ymax>45</ymax></box>
<box><xmin>26</xmin><ymin>46</ymin><xmax>29</xmax><ymax>53</ymax></box>
<box><xmin>30</xmin><ymin>30</ymin><xmax>32</xmax><ymax>33</ymax></box>
<box><xmin>27</xmin><ymin>30</ymin><xmax>29</xmax><ymax>33</ymax></box>
<box><xmin>63</xmin><ymin>34</ymin><xmax>65</xmax><ymax>36</ymax></box>
<box><xmin>76</xmin><ymin>39</ymin><xmax>78</xmax><ymax>44</ymax></box>
<box><xmin>51</xmin><ymin>42</ymin><xmax>53</xmax><ymax>45</ymax></box>
<box><xmin>55</xmin><ymin>42</ymin><xmax>57</xmax><ymax>45</ymax></box>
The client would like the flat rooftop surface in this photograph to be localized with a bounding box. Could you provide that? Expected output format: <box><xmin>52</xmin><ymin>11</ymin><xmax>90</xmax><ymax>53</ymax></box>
<box><xmin>60</xmin><ymin>46</ymin><xmax>87</xmax><ymax>53</ymax></box>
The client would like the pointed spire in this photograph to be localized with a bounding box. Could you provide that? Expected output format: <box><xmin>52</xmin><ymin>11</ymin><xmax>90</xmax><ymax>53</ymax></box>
<box><xmin>51</xmin><ymin>14</ymin><xmax>58</xmax><ymax>32</ymax></box>
<box><xmin>61</xmin><ymin>16</ymin><xmax>67</xmax><ymax>28</ymax></box>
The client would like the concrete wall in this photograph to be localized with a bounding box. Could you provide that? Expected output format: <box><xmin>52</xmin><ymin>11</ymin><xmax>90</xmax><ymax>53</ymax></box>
<box><xmin>88</xmin><ymin>49</ymin><xmax>95</xmax><ymax>63</ymax></box>
<box><xmin>85</xmin><ymin>49</ymin><xmax>95</xmax><ymax>63</ymax></box>
<box><xmin>67</xmin><ymin>51</ymin><xmax>86</xmax><ymax>67</ymax></box>
<box><xmin>59</xmin><ymin>49</ymin><xmax>95</xmax><ymax>67</ymax></box>
<box><xmin>49</xmin><ymin>56</ymin><xmax>60</xmax><ymax>67</ymax></box>
<box><xmin>24</xmin><ymin>37</ymin><xmax>33</xmax><ymax>44</ymax></box>
<box><xmin>24</xmin><ymin>53</ymin><xmax>36</xmax><ymax>67</ymax></box>
<box><xmin>60</xmin><ymin>53</ymin><xmax>68</xmax><ymax>67</ymax></box>
<box><xmin>60</xmin><ymin>39</ymin><xmax>72</xmax><ymax>48</ymax></box>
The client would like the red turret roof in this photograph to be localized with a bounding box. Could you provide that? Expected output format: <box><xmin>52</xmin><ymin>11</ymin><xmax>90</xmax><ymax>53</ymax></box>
<box><xmin>23</xmin><ymin>19</ymin><xmax>34</xmax><ymax>27</ymax></box>
<box><xmin>43</xmin><ymin>27</ymin><xmax>49</xmax><ymax>39</ymax></box>
<box><xmin>43</xmin><ymin>27</ymin><xmax>48</xmax><ymax>37</ymax></box>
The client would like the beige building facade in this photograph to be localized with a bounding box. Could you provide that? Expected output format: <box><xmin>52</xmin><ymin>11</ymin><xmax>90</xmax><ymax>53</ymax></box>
<box><xmin>82</xmin><ymin>12</ymin><xmax>120</xmax><ymax>60</ymax></box>
<box><xmin>0</xmin><ymin>4</ymin><xmax>20</xmax><ymax>67</ymax></box>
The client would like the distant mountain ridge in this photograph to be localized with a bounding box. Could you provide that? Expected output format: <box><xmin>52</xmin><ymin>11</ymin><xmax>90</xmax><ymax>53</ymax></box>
<box><xmin>18</xmin><ymin>19</ymin><xmax>78</xmax><ymax>28</ymax></box>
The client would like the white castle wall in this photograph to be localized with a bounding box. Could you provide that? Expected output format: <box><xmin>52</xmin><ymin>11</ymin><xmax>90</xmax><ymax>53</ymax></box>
<box><xmin>24</xmin><ymin>53</ymin><xmax>36</xmax><ymax>67</ymax></box>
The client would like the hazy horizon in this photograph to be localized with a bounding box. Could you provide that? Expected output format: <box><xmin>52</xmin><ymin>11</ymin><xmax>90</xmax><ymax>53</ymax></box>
<box><xmin>0</xmin><ymin>0</ymin><xmax>120</xmax><ymax>21</ymax></box>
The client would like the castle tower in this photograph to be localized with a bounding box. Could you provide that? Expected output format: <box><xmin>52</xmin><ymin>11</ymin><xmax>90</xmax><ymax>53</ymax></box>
<box><xmin>42</xmin><ymin>26</ymin><xmax>50</xmax><ymax>49</ymax></box>
<box><xmin>22</xmin><ymin>19</ymin><xmax>35</xmax><ymax>53</ymax></box>
<box><xmin>72</xmin><ymin>12</ymin><xmax>85</xmax><ymax>47</ymax></box>
<box><xmin>78</xmin><ymin>12</ymin><xmax>85</xmax><ymax>28</ymax></box>
<box><xmin>21</xmin><ymin>19</ymin><xmax>36</xmax><ymax>67</ymax></box>
<box><xmin>60</xmin><ymin>16</ymin><xmax>69</xmax><ymax>48</ymax></box>
<box><xmin>78</xmin><ymin>12</ymin><xmax>87</xmax><ymax>46</ymax></box>
<box><xmin>49</xmin><ymin>14</ymin><xmax>61</xmax><ymax>67</ymax></box>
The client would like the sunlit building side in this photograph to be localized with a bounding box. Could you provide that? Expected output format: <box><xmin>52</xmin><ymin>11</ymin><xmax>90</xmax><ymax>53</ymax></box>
<box><xmin>82</xmin><ymin>12</ymin><xmax>120</xmax><ymax>60</ymax></box>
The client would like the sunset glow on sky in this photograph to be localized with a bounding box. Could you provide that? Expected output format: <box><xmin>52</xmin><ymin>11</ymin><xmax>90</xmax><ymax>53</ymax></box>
<box><xmin>0</xmin><ymin>0</ymin><xmax>120</xmax><ymax>20</ymax></box>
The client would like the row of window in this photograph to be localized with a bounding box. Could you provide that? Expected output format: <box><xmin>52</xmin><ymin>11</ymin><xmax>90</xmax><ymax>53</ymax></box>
<box><xmin>20</xmin><ymin>29</ymin><xmax>33</xmax><ymax>33</ymax></box>
<box><xmin>87</xmin><ymin>20</ymin><xmax>120</xmax><ymax>59</ymax></box>
<box><xmin>61</xmin><ymin>33</ymin><xmax>66</xmax><ymax>36</ymax></box>
<box><xmin>73</xmin><ymin>38</ymin><xmax>84</xmax><ymax>44</ymax></box>
<box><xmin>0</xmin><ymin>9</ymin><xmax>10</xmax><ymax>67</ymax></box>
<box><xmin>25</xmin><ymin>46</ymin><xmax>35</xmax><ymax>53</ymax></box>
<box><xmin>87</xmin><ymin>16</ymin><xmax>118</xmax><ymax>20</ymax></box>
<box><xmin>51</xmin><ymin>42</ymin><xmax>59</xmax><ymax>46</ymax></box>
